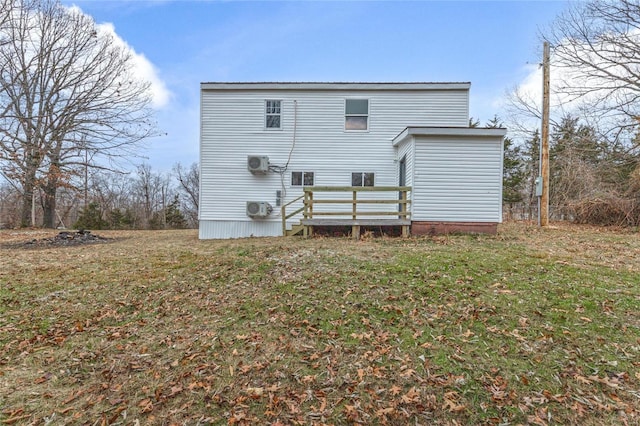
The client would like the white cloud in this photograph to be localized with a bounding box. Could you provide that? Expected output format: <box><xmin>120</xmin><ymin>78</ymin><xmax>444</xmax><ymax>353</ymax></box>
<box><xmin>67</xmin><ymin>5</ymin><xmax>171</xmax><ymax>110</ymax></box>
<box><xmin>501</xmin><ymin>56</ymin><xmax>595</xmax><ymax>137</ymax></box>
<box><xmin>96</xmin><ymin>21</ymin><xmax>171</xmax><ymax>109</ymax></box>
<box><xmin>507</xmin><ymin>34</ymin><xmax>640</xmax><ymax>134</ymax></box>
<box><xmin>509</xmin><ymin>61</ymin><xmax>577</xmax><ymax>115</ymax></box>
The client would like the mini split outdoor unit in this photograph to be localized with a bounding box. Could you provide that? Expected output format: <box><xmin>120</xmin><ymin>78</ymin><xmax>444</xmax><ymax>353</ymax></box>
<box><xmin>247</xmin><ymin>155</ymin><xmax>269</xmax><ymax>174</ymax></box>
<box><xmin>246</xmin><ymin>201</ymin><xmax>273</xmax><ymax>218</ymax></box>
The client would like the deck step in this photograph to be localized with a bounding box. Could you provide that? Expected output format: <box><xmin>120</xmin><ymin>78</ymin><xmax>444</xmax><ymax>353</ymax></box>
<box><xmin>285</xmin><ymin>224</ymin><xmax>305</xmax><ymax>237</ymax></box>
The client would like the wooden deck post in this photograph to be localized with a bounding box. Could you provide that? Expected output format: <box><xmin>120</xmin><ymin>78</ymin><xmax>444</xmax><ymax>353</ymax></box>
<box><xmin>303</xmin><ymin>191</ymin><xmax>309</xmax><ymax>237</ymax></box>
<box><xmin>352</xmin><ymin>190</ymin><xmax>358</xmax><ymax>239</ymax></box>
<box><xmin>400</xmin><ymin>189</ymin><xmax>410</xmax><ymax>237</ymax></box>
<box><xmin>352</xmin><ymin>190</ymin><xmax>357</xmax><ymax>219</ymax></box>
<box><xmin>308</xmin><ymin>191</ymin><xmax>314</xmax><ymax>237</ymax></box>
<box><xmin>352</xmin><ymin>225</ymin><xmax>360</xmax><ymax>240</ymax></box>
<box><xmin>281</xmin><ymin>203</ymin><xmax>286</xmax><ymax>236</ymax></box>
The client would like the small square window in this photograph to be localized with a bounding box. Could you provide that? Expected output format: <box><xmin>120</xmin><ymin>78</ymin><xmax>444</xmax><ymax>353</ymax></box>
<box><xmin>265</xmin><ymin>100</ymin><xmax>281</xmax><ymax>129</ymax></box>
<box><xmin>292</xmin><ymin>171</ymin><xmax>314</xmax><ymax>186</ymax></box>
<box><xmin>352</xmin><ymin>172</ymin><xmax>374</xmax><ymax>187</ymax></box>
<box><xmin>345</xmin><ymin>99</ymin><xmax>368</xmax><ymax>131</ymax></box>
<box><xmin>304</xmin><ymin>172</ymin><xmax>314</xmax><ymax>186</ymax></box>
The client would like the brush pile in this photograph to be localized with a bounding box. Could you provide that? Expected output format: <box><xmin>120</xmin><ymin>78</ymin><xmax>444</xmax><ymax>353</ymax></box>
<box><xmin>571</xmin><ymin>196</ymin><xmax>640</xmax><ymax>226</ymax></box>
<box><xmin>22</xmin><ymin>230</ymin><xmax>109</xmax><ymax>247</ymax></box>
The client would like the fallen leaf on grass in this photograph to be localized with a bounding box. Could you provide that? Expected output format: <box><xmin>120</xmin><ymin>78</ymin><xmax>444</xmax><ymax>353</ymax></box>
<box><xmin>63</xmin><ymin>390</ymin><xmax>84</xmax><ymax>405</ymax></box>
<box><xmin>588</xmin><ymin>375</ymin><xmax>621</xmax><ymax>389</ymax></box>
<box><xmin>2</xmin><ymin>414</ymin><xmax>31</xmax><ymax>425</ymax></box>
<box><xmin>401</xmin><ymin>387</ymin><xmax>421</xmax><ymax>404</ymax></box>
<box><xmin>302</xmin><ymin>374</ymin><xmax>316</xmax><ymax>384</ymax></box>
<box><xmin>574</xmin><ymin>375</ymin><xmax>592</xmax><ymax>385</ymax></box>
<box><xmin>2</xmin><ymin>408</ymin><xmax>24</xmax><ymax>417</ymax></box>
<box><xmin>376</xmin><ymin>406</ymin><xmax>396</xmax><ymax>417</ymax></box>
<box><xmin>443</xmin><ymin>391</ymin><xmax>466</xmax><ymax>413</ymax></box>
<box><xmin>138</xmin><ymin>398</ymin><xmax>153</xmax><ymax>413</ymax></box>
<box><xmin>245</xmin><ymin>387</ymin><xmax>264</xmax><ymax>398</ymax></box>
<box><xmin>169</xmin><ymin>385</ymin><xmax>183</xmax><ymax>397</ymax></box>
<box><xmin>542</xmin><ymin>389</ymin><xmax>566</xmax><ymax>403</ymax></box>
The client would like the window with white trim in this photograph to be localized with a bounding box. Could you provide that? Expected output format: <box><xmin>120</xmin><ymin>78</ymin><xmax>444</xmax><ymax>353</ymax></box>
<box><xmin>352</xmin><ymin>172</ymin><xmax>374</xmax><ymax>187</ymax></box>
<box><xmin>345</xmin><ymin>99</ymin><xmax>368</xmax><ymax>130</ymax></box>
<box><xmin>291</xmin><ymin>171</ymin><xmax>314</xmax><ymax>186</ymax></box>
<box><xmin>265</xmin><ymin>100</ymin><xmax>281</xmax><ymax>129</ymax></box>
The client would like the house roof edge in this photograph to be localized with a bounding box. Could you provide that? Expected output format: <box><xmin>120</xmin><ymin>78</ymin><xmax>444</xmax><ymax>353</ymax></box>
<box><xmin>200</xmin><ymin>82</ymin><xmax>471</xmax><ymax>91</ymax></box>
<box><xmin>392</xmin><ymin>126</ymin><xmax>507</xmax><ymax>146</ymax></box>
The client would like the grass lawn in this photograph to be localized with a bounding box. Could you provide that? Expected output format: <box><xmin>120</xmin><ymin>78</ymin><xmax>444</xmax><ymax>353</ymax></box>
<box><xmin>0</xmin><ymin>223</ymin><xmax>638</xmax><ymax>425</ymax></box>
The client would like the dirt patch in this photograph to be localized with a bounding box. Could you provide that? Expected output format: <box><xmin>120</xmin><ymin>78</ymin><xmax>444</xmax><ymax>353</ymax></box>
<box><xmin>4</xmin><ymin>230</ymin><xmax>111</xmax><ymax>249</ymax></box>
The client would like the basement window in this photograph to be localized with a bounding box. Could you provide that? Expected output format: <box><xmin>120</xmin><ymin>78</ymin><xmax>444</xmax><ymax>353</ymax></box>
<box><xmin>345</xmin><ymin>99</ymin><xmax>368</xmax><ymax>130</ymax></box>
<box><xmin>265</xmin><ymin>100</ymin><xmax>281</xmax><ymax>129</ymax></box>
<box><xmin>352</xmin><ymin>172</ymin><xmax>374</xmax><ymax>187</ymax></box>
<box><xmin>292</xmin><ymin>171</ymin><xmax>315</xmax><ymax>186</ymax></box>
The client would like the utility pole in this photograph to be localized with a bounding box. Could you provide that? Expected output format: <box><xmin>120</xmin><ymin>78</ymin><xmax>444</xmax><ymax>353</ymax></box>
<box><xmin>540</xmin><ymin>41</ymin><xmax>551</xmax><ymax>227</ymax></box>
<box><xmin>84</xmin><ymin>142</ymin><xmax>88</xmax><ymax>209</ymax></box>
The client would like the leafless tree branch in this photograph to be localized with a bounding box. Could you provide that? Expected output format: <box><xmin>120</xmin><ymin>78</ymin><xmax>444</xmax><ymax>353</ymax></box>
<box><xmin>0</xmin><ymin>0</ymin><xmax>157</xmax><ymax>227</ymax></box>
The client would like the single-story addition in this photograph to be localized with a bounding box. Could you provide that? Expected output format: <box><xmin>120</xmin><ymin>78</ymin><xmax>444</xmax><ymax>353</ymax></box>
<box><xmin>199</xmin><ymin>82</ymin><xmax>506</xmax><ymax>239</ymax></box>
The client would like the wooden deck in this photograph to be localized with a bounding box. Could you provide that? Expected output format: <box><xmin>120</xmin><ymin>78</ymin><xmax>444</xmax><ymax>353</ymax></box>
<box><xmin>282</xmin><ymin>186</ymin><xmax>411</xmax><ymax>239</ymax></box>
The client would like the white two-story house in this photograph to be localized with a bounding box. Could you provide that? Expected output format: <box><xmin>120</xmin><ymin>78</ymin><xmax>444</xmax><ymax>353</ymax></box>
<box><xmin>199</xmin><ymin>82</ymin><xmax>506</xmax><ymax>239</ymax></box>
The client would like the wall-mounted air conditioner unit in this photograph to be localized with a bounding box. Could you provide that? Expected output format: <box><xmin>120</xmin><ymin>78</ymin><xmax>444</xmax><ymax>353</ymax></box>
<box><xmin>247</xmin><ymin>155</ymin><xmax>269</xmax><ymax>174</ymax></box>
<box><xmin>246</xmin><ymin>201</ymin><xmax>273</xmax><ymax>218</ymax></box>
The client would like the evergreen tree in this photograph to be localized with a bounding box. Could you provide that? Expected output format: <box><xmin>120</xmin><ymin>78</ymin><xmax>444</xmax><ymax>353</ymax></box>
<box><xmin>74</xmin><ymin>202</ymin><xmax>107</xmax><ymax>230</ymax></box>
<box><xmin>108</xmin><ymin>208</ymin><xmax>135</xmax><ymax>229</ymax></box>
<box><xmin>485</xmin><ymin>116</ymin><xmax>525</xmax><ymax>207</ymax></box>
<box><xmin>522</xmin><ymin>130</ymin><xmax>541</xmax><ymax>220</ymax></box>
<box><xmin>165</xmin><ymin>195</ymin><xmax>187</xmax><ymax>229</ymax></box>
<box><xmin>503</xmin><ymin>136</ymin><xmax>524</xmax><ymax>204</ymax></box>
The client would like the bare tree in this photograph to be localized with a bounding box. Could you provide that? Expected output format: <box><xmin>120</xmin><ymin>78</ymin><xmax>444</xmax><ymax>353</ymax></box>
<box><xmin>0</xmin><ymin>0</ymin><xmax>155</xmax><ymax>228</ymax></box>
<box><xmin>546</xmin><ymin>0</ymin><xmax>640</xmax><ymax>133</ymax></box>
<box><xmin>0</xmin><ymin>0</ymin><xmax>12</xmax><ymax>38</ymax></box>
<box><xmin>0</xmin><ymin>180</ymin><xmax>21</xmax><ymax>228</ymax></box>
<box><xmin>133</xmin><ymin>164</ymin><xmax>171</xmax><ymax>229</ymax></box>
<box><xmin>173</xmin><ymin>162</ymin><xmax>199</xmax><ymax>226</ymax></box>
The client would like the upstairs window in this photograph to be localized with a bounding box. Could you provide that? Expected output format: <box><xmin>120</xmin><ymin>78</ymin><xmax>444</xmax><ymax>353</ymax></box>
<box><xmin>292</xmin><ymin>171</ymin><xmax>315</xmax><ymax>186</ymax></box>
<box><xmin>352</xmin><ymin>172</ymin><xmax>374</xmax><ymax>187</ymax></box>
<box><xmin>265</xmin><ymin>100</ymin><xmax>281</xmax><ymax>129</ymax></box>
<box><xmin>345</xmin><ymin>99</ymin><xmax>368</xmax><ymax>131</ymax></box>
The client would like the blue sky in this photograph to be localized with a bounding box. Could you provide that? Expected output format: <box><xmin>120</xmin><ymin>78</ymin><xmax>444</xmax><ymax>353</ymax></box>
<box><xmin>64</xmin><ymin>0</ymin><xmax>570</xmax><ymax>172</ymax></box>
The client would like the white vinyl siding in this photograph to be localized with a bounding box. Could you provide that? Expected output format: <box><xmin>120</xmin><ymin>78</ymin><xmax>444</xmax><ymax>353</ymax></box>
<box><xmin>199</xmin><ymin>220</ymin><xmax>282</xmax><ymax>239</ymax></box>
<box><xmin>411</xmin><ymin>136</ymin><xmax>503</xmax><ymax>222</ymax></box>
<box><xmin>199</xmin><ymin>84</ymin><xmax>471</xmax><ymax>238</ymax></box>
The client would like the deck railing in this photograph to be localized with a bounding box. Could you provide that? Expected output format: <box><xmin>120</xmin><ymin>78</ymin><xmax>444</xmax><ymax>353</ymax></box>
<box><xmin>283</xmin><ymin>186</ymin><xmax>411</xmax><ymax>238</ymax></box>
<box><xmin>281</xmin><ymin>193</ymin><xmax>305</xmax><ymax>236</ymax></box>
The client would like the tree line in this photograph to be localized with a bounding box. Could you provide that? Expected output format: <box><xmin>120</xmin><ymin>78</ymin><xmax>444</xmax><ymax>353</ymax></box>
<box><xmin>3</xmin><ymin>0</ymin><xmax>640</xmax><ymax>230</ymax></box>
<box><xmin>502</xmin><ymin>0</ymin><xmax>640</xmax><ymax>226</ymax></box>
<box><xmin>0</xmin><ymin>162</ymin><xmax>199</xmax><ymax>229</ymax></box>
<box><xmin>501</xmin><ymin>115</ymin><xmax>640</xmax><ymax>225</ymax></box>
